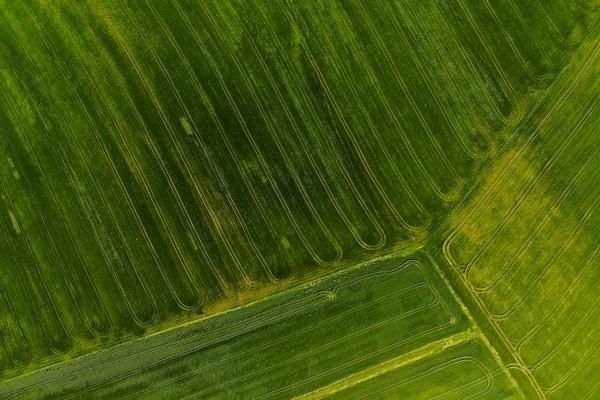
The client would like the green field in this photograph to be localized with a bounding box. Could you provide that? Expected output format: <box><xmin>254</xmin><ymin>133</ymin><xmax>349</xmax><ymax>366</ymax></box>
<box><xmin>325</xmin><ymin>339</ymin><xmax>520</xmax><ymax>400</ymax></box>
<box><xmin>0</xmin><ymin>0</ymin><xmax>598</xmax><ymax>398</ymax></box>
<box><xmin>0</xmin><ymin>254</ymin><xmax>522</xmax><ymax>399</ymax></box>
<box><xmin>436</xmin><ymin>19</ymin><xmax>600</xmax><ymax>399</ymax></box>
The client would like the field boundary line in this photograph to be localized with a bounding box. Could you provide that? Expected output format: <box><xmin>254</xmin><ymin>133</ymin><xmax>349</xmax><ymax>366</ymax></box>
<box><xmin>425</xmin><ymin>252</ymin><xmax>530</xmax><ymax>400</ymax></box>
<box><xmin>293</xmin><ymin>329</ymin><xmax>481</xmax><ymax>400</ymax></box>
<box><xmin>447</xmin><ymin>280</ymin><xmax>542</xmax><ymax>398</ymax></box>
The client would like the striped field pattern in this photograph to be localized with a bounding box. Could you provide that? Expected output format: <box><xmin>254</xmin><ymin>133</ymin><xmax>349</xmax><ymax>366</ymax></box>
<box><xmin>0</xmin><ymin>1</ymin><xmax>598</xmax><ymax>398</ymax></box>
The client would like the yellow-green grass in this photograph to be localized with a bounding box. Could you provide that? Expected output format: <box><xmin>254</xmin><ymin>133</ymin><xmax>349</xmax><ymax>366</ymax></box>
<box><xmin>434</xmin><ymin>19</ymin><xmax>600</xmax><ymax>400</ymax></box>
<box><xmin>0</xmin><ymin>0</ymin><xmax>595</xmax><ymax>380</ymax></box>
<box><xmin>0</xmin><ymin>254</ymin><xmax>494</xmax><ymax>399</ymax></box>
<box><xmin>324</xmin><ymin>338</ymin><xmax>521</xmax><ymax>400</ymax></box>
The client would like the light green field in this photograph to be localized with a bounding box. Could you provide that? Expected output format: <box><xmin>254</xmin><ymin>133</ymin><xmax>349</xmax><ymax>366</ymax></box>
<box><xmin>0</xmin><ymin>0</ymin><xmax>598</xmax><ymax>398</ymax></box>
<box><xmin>435</xmin><ymin>19</ymin><xmax>600</xmax><ymax>400</ymax></box>
<box><xmin>325</xmin><ymin>339</ymin><xmax>521</xmax><ymax>400</ymax></box>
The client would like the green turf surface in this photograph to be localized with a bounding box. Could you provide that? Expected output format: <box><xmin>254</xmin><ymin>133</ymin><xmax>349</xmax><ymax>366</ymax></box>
<box><xmin>0</xmin><ymin>0</ymin><xmax>598</xmax><ymax>398</ymax></box>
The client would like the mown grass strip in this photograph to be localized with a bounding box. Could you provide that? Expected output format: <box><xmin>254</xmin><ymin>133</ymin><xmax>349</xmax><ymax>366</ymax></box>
<box><xmin>295</xmin><ymin>329</ymin><xmax>481</xmax><ymax>399</ymax></box>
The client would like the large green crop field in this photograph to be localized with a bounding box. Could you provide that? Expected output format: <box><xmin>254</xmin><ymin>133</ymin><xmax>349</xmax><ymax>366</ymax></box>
<box><xmin>0</xmin><ymin>0</ymin><xmax>598</xmax><ymax>398</ymax></box>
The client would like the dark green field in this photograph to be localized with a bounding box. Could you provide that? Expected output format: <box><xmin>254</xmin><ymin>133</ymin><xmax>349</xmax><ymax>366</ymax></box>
<box><xmin>0</xmin><ymin>0</ymin><xmax>598</xmax><ymax>398</ymax></box>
